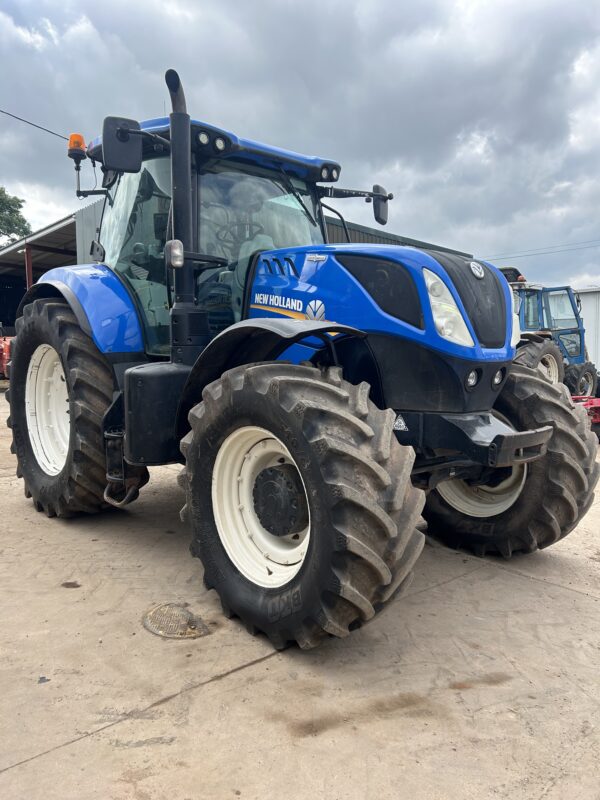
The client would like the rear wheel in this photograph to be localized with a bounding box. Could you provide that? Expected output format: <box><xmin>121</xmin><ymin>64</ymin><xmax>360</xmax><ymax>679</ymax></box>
<box><xmin>7</xmin><ymin>298</ymin><xmax>147</xmax><ymax>517</ymax></box>
<box><xmin>564</xmin><ymin>361</ymin><xmax>598</xmax><ymax>398</ymax></box>
<box><xmin>514</xmin><ymin>339</ymin><xmax>564</xmax><ymax>384</ymax></box>
<box><xmin>423</xmin><ymin>364</ymin><xmax>599</xmax><ymax>557</ymax></box>
<box><xmin>179</xmin><ymin>363</ymin><xmax>425</xmax><ymax>649</ymax></box>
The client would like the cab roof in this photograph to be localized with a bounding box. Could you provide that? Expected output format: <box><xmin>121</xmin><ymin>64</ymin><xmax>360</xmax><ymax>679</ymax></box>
<box><xmin>87</xmin><ymin>117</ymin><xmax>341</xmax><ymax>182</ymax></box>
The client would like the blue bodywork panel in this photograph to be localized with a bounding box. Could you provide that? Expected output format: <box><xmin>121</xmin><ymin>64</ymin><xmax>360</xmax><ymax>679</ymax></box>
<box><xmin>37</xmin><ymin>265</ymin><xmax>144</xmax><ymax>354</ymax></box>
<box><xmin>247</xmin><ymin>244</ymin><xmax>515</xmax><ymax>363</ymax></box>
<box><xmin>88</xmin><ymin>118</ymin><xmax>340</xmax><ymax>181</ymax></box>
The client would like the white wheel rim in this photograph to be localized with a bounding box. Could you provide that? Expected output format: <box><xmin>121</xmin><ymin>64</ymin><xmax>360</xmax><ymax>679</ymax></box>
<box><xmin>539</xmin><ymin>354</ymin><xmax>560</xmax><ymax>383</ymax></box>
<box><xmin>436</xmin><ymin>463</ymin><xmax>527</xmax><ymax>518</ymax></box>
<box><xmin>212</xmin><ymin>426</ymin><xmax>311</xmax><ymax>588</ymax></box>
<box><xmin>25</xmin><ymin>344</ymin><xmax>70</xmax><ymax>475</ymax></box>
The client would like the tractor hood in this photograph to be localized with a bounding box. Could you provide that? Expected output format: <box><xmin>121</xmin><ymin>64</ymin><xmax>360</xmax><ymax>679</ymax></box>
<box><xmin>248</xmin><ymin>243</ymin><xmax>512</xmax><ymax>362</ymax></box>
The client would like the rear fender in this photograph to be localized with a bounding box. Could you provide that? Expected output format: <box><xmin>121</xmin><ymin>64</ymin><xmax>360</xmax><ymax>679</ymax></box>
<box><xmin>17</xmin><ymin>265</ymin><xmax>144</xmax><ymax>355</ymax></box>
<box><xmin>176</xmin><ymin>317</ymin><xmax>364</xmax><ymax>439</ymax></box>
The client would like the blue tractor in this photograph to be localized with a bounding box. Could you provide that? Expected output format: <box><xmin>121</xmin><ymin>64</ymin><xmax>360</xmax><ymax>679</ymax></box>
<box><xmin>501</xmin><ymin>267</ymin><xmax>598</xmax><ymax>397</ymax></box>
<box><xmin>7</xmin><ymin>72</ymin><xmax>598</xmax><ymax>649</ymax></box>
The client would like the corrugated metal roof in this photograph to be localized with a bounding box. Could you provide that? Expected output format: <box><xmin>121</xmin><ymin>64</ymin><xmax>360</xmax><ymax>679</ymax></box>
<box><xmin>0</xmin><ymin>214</ymin><xmax>76</xmax><ymax>279</ymax></box>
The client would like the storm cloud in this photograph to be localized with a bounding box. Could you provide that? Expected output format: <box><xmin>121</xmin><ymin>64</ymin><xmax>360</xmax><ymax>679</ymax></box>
<box><xmin>1</xmin><ymin>0</ymin><xmax>600</xmax><ymax>284</ymax></box>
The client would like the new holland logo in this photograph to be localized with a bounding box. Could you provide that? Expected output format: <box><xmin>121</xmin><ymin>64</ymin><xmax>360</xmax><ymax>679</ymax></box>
<box><xmin>306</xmin><ymin>299</ymin><xmax>326</xmax><ymax>320</ymax></box>
<box><xmin>470</xmin><ymin>261</ymin><xmax>485</xmax><ymax>279</ymax></box>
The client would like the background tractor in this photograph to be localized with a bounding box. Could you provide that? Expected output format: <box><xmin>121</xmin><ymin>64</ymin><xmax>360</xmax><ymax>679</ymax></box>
<box><xmin>500</xmin><ymin>267</ymin><xmax>599</xmax><ymax>397</ymax></box>
<box><xmin>6</xmin><ymin>71</ymin><xmax>598</xmax><ymax>649</ymax></box>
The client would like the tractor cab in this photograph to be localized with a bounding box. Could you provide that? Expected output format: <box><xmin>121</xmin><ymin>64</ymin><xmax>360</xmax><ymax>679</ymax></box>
<box><xmin>89</xmin><ymin>137</ymin><xmax>329</xmax><ymax>355</ymax></box>
<box><xmin>500</xmin><ymin>268</ymin><xmax>586</xmax><ymax>365</ymax></box>
<box><xmin>80</xmin><ymin>114</ymin><xmax>389</xmax><ymax>359</ymax></box>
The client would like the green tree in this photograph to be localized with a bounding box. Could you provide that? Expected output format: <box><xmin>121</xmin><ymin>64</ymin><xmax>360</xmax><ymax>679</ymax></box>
<box><xmin>0</xmin><ymin>186</ymin><xmax>31</xmax><ymax>245</ymax></box>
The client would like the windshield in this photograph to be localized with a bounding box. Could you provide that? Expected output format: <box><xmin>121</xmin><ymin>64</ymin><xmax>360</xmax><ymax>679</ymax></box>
<box><xmin>198</xmin><ymin>163</ymin><xmax>323</xmax><ymax>260</ymax></box>
<box><xmin>101</xmin><ymin>157</ymin><xmax>172</xmax><ymax>355</ymax></box>
<box><xmin>195</xmin><ymin>163</ymin><xmax>324</xmax><ymax>332</ymax></box>
<box><xmin>543</xmin><ymin>289</ymin><xmax>578</xmax><ymax>330</ymax></box>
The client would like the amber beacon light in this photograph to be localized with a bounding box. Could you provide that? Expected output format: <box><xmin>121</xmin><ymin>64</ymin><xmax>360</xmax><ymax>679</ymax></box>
<box><xmin>67</xmin><ymin>133</ymin><xmax>87</xmax><ymax>164</ymax></box>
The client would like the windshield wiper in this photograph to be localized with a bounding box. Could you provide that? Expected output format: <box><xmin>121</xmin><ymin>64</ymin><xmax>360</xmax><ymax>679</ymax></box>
<box><xmin>277</xmin><ymin>167</ymin><xmax>318</xmax><ymax>228</ymax></box>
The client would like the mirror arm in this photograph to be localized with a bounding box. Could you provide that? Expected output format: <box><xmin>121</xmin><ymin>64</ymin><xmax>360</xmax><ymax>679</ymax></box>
<box><xmin>319</xmin><ymin>186</ymin><xmax>394</xmax><ymax>201</ymax></box>
<box><xmin>73</xmin><ymin>163</ymin><xmax>112</xmax><ymax>205</ymax></box>
<box><xmin>120</xmin><ymin>128</ymin><xmax>171</xmax><ymax>151</ymax></box>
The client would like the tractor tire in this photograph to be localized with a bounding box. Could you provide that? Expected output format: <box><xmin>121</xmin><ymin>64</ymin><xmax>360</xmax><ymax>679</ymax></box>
<box><xmin>564</xmin><ymin>361</ymin><xmax>598</xmax><ymax>398</ymax></box>
<box><xmin>179</xmin><ymin>362</ymin><xmax>425</xmax><ymax>649</ymax></box>
<box><xmin>422</xmin><ymin>364</ymin><xmax>599</xmax><ymax>558</ymax></box>
<box><xmin>6</xmin><ymin>298</ymin><xmax>148</xmax><ymax>517</ymax></box>
<box><xmin>514</xmin><ymin>339</ymin><xmax>565</xmax><ymax>384</ymax></box>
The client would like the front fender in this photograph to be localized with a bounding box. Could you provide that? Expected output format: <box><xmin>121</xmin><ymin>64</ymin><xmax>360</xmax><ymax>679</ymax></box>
<box><xmin>18</xmin><ymin>265</ymin><xmax>144</xmax><ymax>354</ymax></box>
<box><xmin>176</xmin><ymin>317</ymin><xmax>364</xmax><ymax>438</ymax></box>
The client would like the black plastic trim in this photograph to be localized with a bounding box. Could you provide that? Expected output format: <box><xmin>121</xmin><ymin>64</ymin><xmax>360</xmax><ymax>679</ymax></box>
<box><xmin>16</xmin><ymin>281</ymin><xmax>92</xmax><ymax>336</ymax></box>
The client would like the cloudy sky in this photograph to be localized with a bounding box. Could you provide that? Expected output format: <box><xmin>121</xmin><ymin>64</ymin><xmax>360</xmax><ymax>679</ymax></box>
<box><xmin>1</xmin><ymin>0</ymin><xmax>600</xmax><ymax>286</ymax></box>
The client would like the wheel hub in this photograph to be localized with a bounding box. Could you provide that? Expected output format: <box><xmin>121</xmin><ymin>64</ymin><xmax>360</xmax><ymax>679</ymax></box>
<box><xmin>539</xmin><ymin>353</ymin><xmax>560</xmax><ymax>383</ymax></box>
<box><xmin>252</xmin><ymin>464</ymin><xmax>309</xmax><ymax>536</ymax></box>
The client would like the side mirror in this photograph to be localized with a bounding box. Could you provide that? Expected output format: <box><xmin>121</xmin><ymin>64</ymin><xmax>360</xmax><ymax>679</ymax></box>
<box><xmin>102</xmin><ymin>117</ymin><xmax>143</xmax><ymax>173</ymax></box>
<box><xmin>372</xmin><ymin>184</ymin><xmax>391</xmax><ymax>225</ymax></box>
<box><xmin>575</xmin><ymin>293</ymin><xmax>582</xmax><ymax>311</ymax></box>
<box><xmin>90</xmin><ymin>240</ymin><xmax>105</xmax><ymax>263</ymax></box>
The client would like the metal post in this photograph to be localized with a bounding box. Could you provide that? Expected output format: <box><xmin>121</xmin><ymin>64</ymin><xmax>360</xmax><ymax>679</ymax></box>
<box><xmin>24</xmin><ymin>244</ymin><xmax>33</xmax><ymax>289</ymax></box>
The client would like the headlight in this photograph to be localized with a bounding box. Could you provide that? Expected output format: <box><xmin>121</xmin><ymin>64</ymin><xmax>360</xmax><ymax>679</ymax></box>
<box><xmin>510</xmin><ymin>288</ymin><xmax>521</xmax><ymax>347</ymax></box>
<box><xmin>423</xmin><ymin>269</ymin><xmax>474</xmax><ymax>347</ymax></box>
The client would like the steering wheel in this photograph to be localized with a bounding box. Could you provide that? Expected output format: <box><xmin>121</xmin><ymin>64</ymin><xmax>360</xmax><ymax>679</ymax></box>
<box><xmin>215</xmin><ymin>221</ymin><xmax>264</xmax><ymax>249</ymax></box>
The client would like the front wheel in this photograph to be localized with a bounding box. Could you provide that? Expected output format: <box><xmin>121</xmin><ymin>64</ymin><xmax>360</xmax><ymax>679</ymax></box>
<box><xmin>179</xmin><ymin>363</ymin><xmax>425</xmax><ymax>649</ymax></box>
<box><xmin>423</xmin><ymin>364</ymin><xmax>599</xmax><ymax>557</ymax></box>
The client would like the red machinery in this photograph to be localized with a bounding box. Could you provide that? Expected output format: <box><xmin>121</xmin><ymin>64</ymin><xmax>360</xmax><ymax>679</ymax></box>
<box><xmin>0</xmin><ymin>336</ymin><xmax>12</xmax><ymax>380</ymax></box>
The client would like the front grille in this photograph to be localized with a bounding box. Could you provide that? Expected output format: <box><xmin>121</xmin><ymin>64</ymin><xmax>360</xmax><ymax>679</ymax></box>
<box><xmin>335</xmin><ymin>254</ymin><xmax>423</xmax><ymax>329</ymax></box>
<box><xmin>426</xmin><ymin>252</ymin><xmax>507</xmax><ymax>348</ymax></box>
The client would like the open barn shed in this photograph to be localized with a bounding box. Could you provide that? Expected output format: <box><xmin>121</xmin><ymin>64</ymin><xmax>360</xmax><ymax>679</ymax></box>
<box><xmin>0</xmin><ymin>203</ymin><xmax>102</xmax><ymax>333</ymax></box>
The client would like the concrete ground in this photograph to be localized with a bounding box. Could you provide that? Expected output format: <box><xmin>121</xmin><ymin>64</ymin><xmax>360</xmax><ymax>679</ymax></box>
<box><xmin>0</xmin><ymin>386</ymin><xmax>599</xmax><ymax>800</ymax></box>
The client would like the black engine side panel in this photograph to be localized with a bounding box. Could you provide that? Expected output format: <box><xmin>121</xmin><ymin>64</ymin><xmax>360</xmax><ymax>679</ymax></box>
<box><xmin>335</xmin><ymin>335</ymin><xmax>509</xmax><ymax>413</ymax></box>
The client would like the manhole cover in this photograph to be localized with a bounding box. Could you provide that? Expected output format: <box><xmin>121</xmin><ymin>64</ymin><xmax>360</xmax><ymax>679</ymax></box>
<box><xmin>142</xmin><ymin>603</ymin><xmax>210</xmax><ymax>639</ymax></box>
